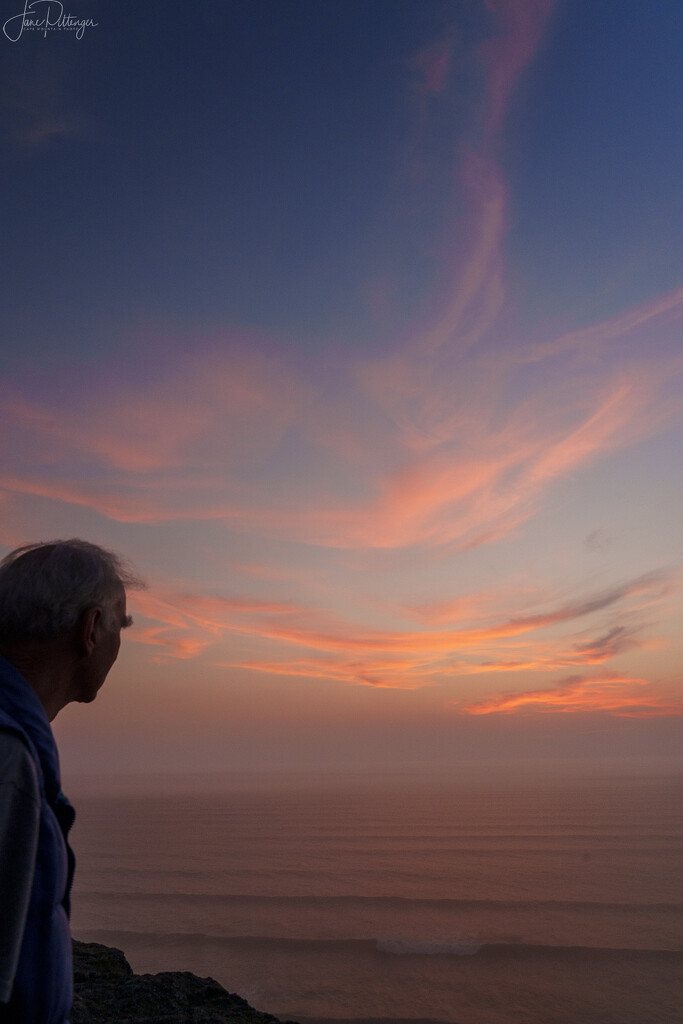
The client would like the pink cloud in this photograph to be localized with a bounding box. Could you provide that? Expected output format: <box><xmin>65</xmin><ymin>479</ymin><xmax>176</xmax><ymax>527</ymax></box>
<box><xmin>0</xmin><ymin>471</ymin><xmax>248</xmax><ymax>525</ymax></box>
<box><xmin>525</xmin><ymin>282</ymin><xmax>683</xmax><ymax>364</ymax></box>
<box><xmin>1</xmin><ymin>320</ymin><xmax>678</xmax><ymax>559</ymax></box>
<box><xmin>410</xmin><ymin>33</ymin><xmax>454</xmax><ymax>95</ymax></box>
<box><xmin>299</xmin><ymin>362</ymin><xmax>670</xmax><ymax>551</ymax></box>
<box><xmin>405</xmin><ymin>150</ymin><xmax>508</xmax><ymax>361</ymax></box>
<box><xmin>0</xmin><ymin>0</ymin><xmax>680</xmax><ymax>737</ymax></box>
<box><xmin>225</xmin><ymin>655</ymin><xmax>434</xmax><ymax>691</ymax></box>
<box><xmin>462</xmin><ymin>672</ymin><xmax>683</xmax><ymax>717</ymax></box>
<box><xmin>481</xmin><ymin>0</ymin><xmax>554</xmax><ymax>140</ymax></box>
<box><xmin>409</xmin><ymin>572</ymin><xmax>673</xmax><ymax>628</ymax></box>
<box><xmin>125</xmin><ymin>570</ymin><xmax>673</xmax><ymax>695</ymax></box>
<box><xmin>406</xmin><ymin>587</ymin><xmax>524</xmax><ymax>627</ymax></box>
<box><xmin>2</xmin><ymin>343</ymin><xmax>300</xmax><ymax>475</ymax></box>
<box><xmin>1</xmin><ymin>0</ymin><xmax>679</xmax><ymax>561</ymax></box>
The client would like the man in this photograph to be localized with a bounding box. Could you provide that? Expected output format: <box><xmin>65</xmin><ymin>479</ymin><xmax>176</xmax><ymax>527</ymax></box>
<box><xmin>0</xmin><ymin>539</ymin><xmax>142</xmax><ymax>1024</ymax></box>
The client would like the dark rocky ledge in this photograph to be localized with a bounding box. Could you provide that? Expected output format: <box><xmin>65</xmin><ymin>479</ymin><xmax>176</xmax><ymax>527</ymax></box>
<box><xmin>71</xmin><ymin>940</ymin><xmax>299</xmax><ymax>1024</ymax></box>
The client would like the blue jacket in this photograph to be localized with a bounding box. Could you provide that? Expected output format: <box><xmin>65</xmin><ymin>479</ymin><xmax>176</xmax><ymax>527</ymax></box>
<box><xmin>0</xmin><ymin>655</ymin><xmax>75</xmax><ymax>1024</ymax></box>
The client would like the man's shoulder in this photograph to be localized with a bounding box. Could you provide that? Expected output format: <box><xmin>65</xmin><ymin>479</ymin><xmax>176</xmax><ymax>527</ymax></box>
<box><xmin>0</xmin><ymin>727</ymin><xmax>40</xmax><ymax>801</ymax></box>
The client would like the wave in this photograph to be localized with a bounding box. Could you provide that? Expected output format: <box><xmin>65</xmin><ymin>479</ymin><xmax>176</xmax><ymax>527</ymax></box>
<box><xmin>376</xmin><ymin>939</ymin><xmax>482</xmax><ymax>956</ymax></box>
<box><xmin>76</xmin><ymin>892</ymin><xmax>683</xmax><ymax>912</ymax></box>
<box><xmin>76</xmin><ymin>930</ymin><xmax>683</xmax><ymax>960</ymax></box>
<box><xmin>294</xmin><ymin>1018</ymin><xmax>456</xmax><ymax>1024</ymax></box>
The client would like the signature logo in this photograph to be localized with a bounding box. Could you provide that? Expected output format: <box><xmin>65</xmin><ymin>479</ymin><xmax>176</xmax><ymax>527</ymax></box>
<box><xmin>3</xmin><ymin>0</ymin><xmax>98</xmax><ymax>41</ymax></box>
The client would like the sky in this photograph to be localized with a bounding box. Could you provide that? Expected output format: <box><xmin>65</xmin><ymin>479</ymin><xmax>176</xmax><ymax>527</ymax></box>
<box><xmin>1</xmin><ymin>0</ymin><xmax>682</xmax><ymax>781</ymax></box>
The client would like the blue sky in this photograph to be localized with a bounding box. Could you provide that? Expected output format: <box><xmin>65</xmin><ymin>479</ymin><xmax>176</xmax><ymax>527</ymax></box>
<box><xmin>1</xmin><ymin>0</ymin><xmax>682</xmax><ymax>777</ymax></box>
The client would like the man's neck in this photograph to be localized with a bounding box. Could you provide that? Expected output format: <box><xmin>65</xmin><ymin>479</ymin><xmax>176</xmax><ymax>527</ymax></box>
<box><xmin>0</xmin><ymin>642</ymin><xmax>73</xmax><ymax>721</ymax></box>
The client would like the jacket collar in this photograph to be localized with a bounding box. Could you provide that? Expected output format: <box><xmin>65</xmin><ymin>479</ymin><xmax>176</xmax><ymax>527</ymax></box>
<box><xmin>0</xmin><ymin>653</ymin><xmax>62</xmax><ymax>802</ymax></box>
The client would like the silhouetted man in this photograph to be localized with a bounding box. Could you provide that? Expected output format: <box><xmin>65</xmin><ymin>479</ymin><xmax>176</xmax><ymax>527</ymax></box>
<box><xmin>0</xmin><ymin>540</ymin><xmax>142</xmax><ymax>1023</ymax></box>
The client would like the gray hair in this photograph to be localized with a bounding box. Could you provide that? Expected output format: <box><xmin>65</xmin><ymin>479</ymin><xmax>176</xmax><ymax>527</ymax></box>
<box><xmin>0</xmin><ymin>539</ymin><xmax>145</xmax><ymax>642</ymax></box>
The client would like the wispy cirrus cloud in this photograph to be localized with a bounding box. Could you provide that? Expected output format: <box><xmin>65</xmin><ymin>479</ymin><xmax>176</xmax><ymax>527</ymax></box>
<box><xmin>523</xmin><ymin>282</ymin><xmax>683</xmax><ymax>365</ymax></box>
<box><xmin>2</xmin><ymin>342</ymin><xmax>299</xmax><ymax>474</ymax></box>
<box><xmin>482</xmin><ymin>0</ymin><xmax>554</xmax><ymax>140</ymax></box>
<box><xmin>462</xmin><ymin>672</ymin><xmax>683</xmax><ymax>717</ymax></box>
<box><xmin>126</xmin><ymin>571</ymin><xmax>675</xmax><ymax>705</ymax></box>
<box><xmin>130</xmin><ymin>589</ymin><xmax>303</xmax><ymax>660</ymax></box>
<box><xmin>225</xmin><ymin>655</ymin><xmax>436</xmax><ymax>692</ymax></box>
<box><xmin>303</xmin><ymin>365</ymin><xmax>670</xmax><ymax>551</ymax></box>
<box><xmin>2</xmin><ymin>345</ymin><xmax>673</xmax><ymax>555</ymax></box>
<box><xmin>452</xmin><ymin>625</ymin><xmax>641</xmax><ymax>676</ymax></box>
<box><xmin>412</xmin><ymin>571</ymin><xmax>673</xmax><ymax>629</ymax></box>
<box><xmin>0</xmin><ymin>0</ymin><xmax>680</xmax><ymax>736</ymax></box>
<box><xmin>1</xmin><ymin>2</ymin><xmax>680</xmax><ymax>563</ymax></box>
<box><xmin>410</xmin><ymin>32</ymin><xmax>455</xmax><ymax>95</ymax></box>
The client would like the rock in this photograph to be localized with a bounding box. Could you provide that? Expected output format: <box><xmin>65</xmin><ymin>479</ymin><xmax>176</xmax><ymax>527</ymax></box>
<box><xmin>71</xmin><ymin>940</ymin><xmax>299</xmax><ymax>1024</ymax></box>
<box><xmin>74</xmin><ymin>940</ymin><xmax>134</xmax><ymax>983</ymax></box>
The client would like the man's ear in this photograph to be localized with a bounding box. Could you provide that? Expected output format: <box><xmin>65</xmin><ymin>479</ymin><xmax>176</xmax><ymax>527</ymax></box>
<box><xmin>79</xmin><ymin>606</ymin><xmax>104</xmax><ymax>656</ymax></box>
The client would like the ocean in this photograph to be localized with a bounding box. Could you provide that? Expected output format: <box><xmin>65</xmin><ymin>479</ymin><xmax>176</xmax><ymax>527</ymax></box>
<box><xmin>68</xmin><ymin>773</ymin><xmax>683</xmax><ymax>1024</ymax></box>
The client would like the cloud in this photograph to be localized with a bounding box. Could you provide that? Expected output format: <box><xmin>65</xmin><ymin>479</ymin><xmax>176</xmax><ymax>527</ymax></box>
<box><xmin>2</xmin><ymin>342</ymin><xmax>300</xmax><ymax>474</ymax></box>
<box><xmin>402</xmin><ymin>150</ymin><xmax>507</xmax><ymax>361</ymax></box>
<box><xmin>454</xmin><ymin>626</ymin><xmax>640</xmax><ymax>676</ymax></box>
<box><xmin>522</xmin><ymin>282</ymin><xmax>683</xmax><ymax>365</ymax></box>
<box><xmin>224</xmin><ymin>655</ymin><xmax>434</xmax><ymax>691</ymax></box>
<box><xmin>0</xmin><ymin>0</ymin><xmax>679</xmax><ymax>755</ymax></box>
<box><xmin>0</xmin><ymin>0</ymin><xmax>680</xmax><ymax>564</ymax></box>
<box><xmin>407</xmin><ymin>587</ymin><xmax>519</xmax><ymax>627</ymax></box>
<box><xmin>585</xmin><ymin>528</ymin><xmax>611</xmax><ymax>553</ymax></box>
<box><xmin>130</xmin><ymin>588</ymin><xmax>303</xmax><ymax>660</ymax></box>
<box><xmin>124</xmin><ymin>570</ymin><xmax>674</xmax><ymax>698</ymax></box>
<box><xmin>462</xmin><ymin>672</ymin><xmax>683</xmax><ymax>717</ymax></box>
<box><xmin>501</xmin><ymin>571</ymin><xmax>673</xmax><ymax>633</ymax></box>
<box><xmin>481</xmin><ymin>0</ymin><xmax>554</xmax><ymax>140</ymax></box>
<box><xmin>410</xmin><ymin>32</ymin><xmax>454</xmax><ymax>95</ymax></box>
<box><xmin>299</xmin><ymin>368</ymin><xmax>671</xmax><ymax>551</ymax></box>
<box><xmin>3</xmin><ymin>341</ymin><xmax>672</xmax><ymax>557</ymax></box>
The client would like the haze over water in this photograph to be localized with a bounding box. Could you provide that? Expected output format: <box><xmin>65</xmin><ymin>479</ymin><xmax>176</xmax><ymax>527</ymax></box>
<box><xmin>70</xmin><ymin>773</ymin><xmax>683</xmax><ymax>1024</ymax></box>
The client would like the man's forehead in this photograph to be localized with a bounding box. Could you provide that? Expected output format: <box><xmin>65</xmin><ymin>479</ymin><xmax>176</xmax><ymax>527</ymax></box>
<box><xmin>117</xmin><ymin>605</ymin><xmax>133</xmax><ymax>629</ymax></box>
<box><xmin>111</xmin><ymin>585</ymin><xmax>132</xmax><ymax>627</ymax></box>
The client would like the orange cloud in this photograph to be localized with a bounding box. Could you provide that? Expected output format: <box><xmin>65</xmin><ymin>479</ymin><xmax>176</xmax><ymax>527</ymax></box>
<box><xmin>338</xmin><ymin>314</ymin><xmax>674</xmax><ymax>549</ymax></box>
<box><xmin>462</xmin><ymin>673</ymin><xmax>683</xmax><ymax>717</ymax></box>
<box><xmin>407</xmin><ymin>587</ymin><xmax>521</xmax><ymax>627</ymax></box>
<box><xmin>0</xmin><ymin>370</ymin><xmax>642</xmax><ymax>550</ymax></box>
<box><xmin>490</xmin><ymin>572</ymin><xmax>671</xmax><ymax>633</ymax></box>
<box><xmin>124</xmin><ymin>570</ymin><xmax>673</xmax><ymax>695</ymax></box>
<box><xmin>451</xmin><ymin>627</ymin><xmax>638</xmax><ymax>676</ymax></box>
<box><xmin>1</xmin><ymin>257</ymin><xmax>680</xmax><ymax>561</ymax></box>
<box><xmin>224</xmin><ymin>655</ymin><xmax>435</xmax><ymax>691</ymax></box>
<box><xmin>300</xmin><ymin>367</ymin><xmax>667</xmax><ymax>552</ymax></box>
